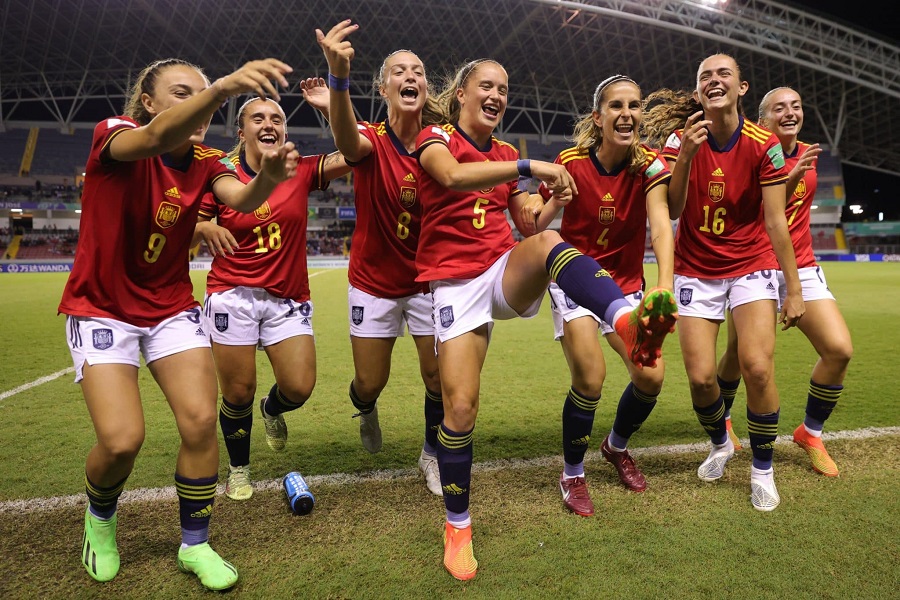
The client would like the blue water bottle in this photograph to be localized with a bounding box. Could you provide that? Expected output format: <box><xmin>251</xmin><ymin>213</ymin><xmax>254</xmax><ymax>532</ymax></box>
<box><xmin>283</xmin><ymin>471</ymin><xmax>315</xmax><ymax>515</ymax></box>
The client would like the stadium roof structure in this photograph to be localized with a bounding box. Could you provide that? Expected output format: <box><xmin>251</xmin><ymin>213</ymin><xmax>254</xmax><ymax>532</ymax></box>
<box><xmin>2</xmin><ymin>0</ymin><xmax>899</xmax><ymax>177</ymax></box>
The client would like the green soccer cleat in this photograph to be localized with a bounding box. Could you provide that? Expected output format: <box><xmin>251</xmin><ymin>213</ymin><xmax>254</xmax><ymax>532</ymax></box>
<box><xmin>82</xmin><ymin>508</ymin><xmax>120</xmax><ymax>582</ymax></box>
<box><xmin>177</xmin><ymin>542</ymin><xmax>239</xmax><ymax>591</ymax></box>
<box><xmin>614</xmin><ymin>288</ymin><xmax>678</xmax><ymax>369</ymax></box>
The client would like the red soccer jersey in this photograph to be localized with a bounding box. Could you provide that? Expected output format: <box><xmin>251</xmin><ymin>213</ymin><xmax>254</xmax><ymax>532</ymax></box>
<box><xmin>541</xmin><ymin>145</ymin><xmax>671</xmax><ymax>294</ymax></box>
<box><xmin>662</xmin><ymin>116</ymin><xmax>789</xmax><ymax>278</ymax></box>
<box><xmin>784</xmin><ymin>142</ymin><xmax>818</xmax><ymax>268</ymax></box>
<box><xmin>59</xmin><ymin>116</ymin><xmax>237</xmax><ymax>327</ymax></box>
<box><xmin>199</xmin><ymin>153</ymin><xmax>326</xmax><ymax>301</ymax></box>
<box><xmin>415</xmin><ymin>123</ymin><xmax>524</xmax><ymax>282</ymax></box>
<box><xmin>348</xmin><ymin>121</ymin><xmax>422</xmax><ymax>298</ymax></box>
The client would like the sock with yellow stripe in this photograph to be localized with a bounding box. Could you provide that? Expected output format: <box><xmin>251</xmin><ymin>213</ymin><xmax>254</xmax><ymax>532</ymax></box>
<box><xmin>219</xmin><ymin>397</ymin><xmax>252</xmax><ymax>467</ymax></box>
<box><xmin>747</xmin><ymin>408</ymin><xmax>779</xmax><ymax>470</ymax></box>
<box><xmin>546</xmin><ymin>243</ymin><xmax>631</xmax><ymax>325</ymax></box>
<box><xmin>175</xmin><ymin>473</ymin><xmax>217</xmax><ymax>547</ymax></box>
<box><xmin>610</xmin><ymin>383</ymin><xmax>658</xmax><ymax>449</ymax></box>
<box><xmin>717</xmin><ymin>376</ymin><xmax>740</xmax><ymax>419</ymax></box>
<box><xmin>804</xmin><ymin>380</ymin><xmax>841</xmax><ymax>434</ymax></box>
<box><xmin>262</xmin><ymin>383</ymin><xmax>306</xmax><ymax>418</ymax></box>
<box><xmin>693</xmin><ymin>395</ymin><xmax>728</xmax><ymax>445</ymax></box>
<box><xmin>562</xmin><ymin>387</ymin><xmax>600</xmax><ymax>476</ymax></box>
<box><xmin>424</xmin><ymin>388</ymin><xmax>444</xmax><ymax>455</ymax></box>
<box><xmin>436</xmin><ymin>423</ymin><xmax>474</xmax><ymax>517</ymax></box>
<box><xmin>85</xmin><ymin>474</ymin><xmax>127</xmax><ymax>520</ymax></box>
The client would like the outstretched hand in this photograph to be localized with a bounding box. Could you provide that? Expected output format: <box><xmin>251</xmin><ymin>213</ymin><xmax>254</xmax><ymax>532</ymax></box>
<box><xmin>300</xmin><ymin>77</ymin><xmax>330</xmax><ymax>117</ymax></box>
<box><xmin>316</xmin><ymin>20</ymin><xmax>359</xmax><ymax>78</ymax></box>
<box><xmin>791</xmin><ymin>143</ymin><xmax>822</xmax><ymax>180</ymax></box>
<box><xmin>259</xmin><ymin>141</ymin><xmax>300</xmax><ymax>183</ymax></box>
<box><xmin>213</xmin><ymin>59</ymin><xmax>293</xmax><ymax>102</ymax></box>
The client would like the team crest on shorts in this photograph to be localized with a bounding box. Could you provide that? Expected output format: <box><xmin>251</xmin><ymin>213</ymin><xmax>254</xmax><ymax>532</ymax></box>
<box><xmin>679</xmin><ymin>288</ymin><xmax>693</xmax><ymax>306</ymax></box>
<box><xmin>440</xmin><ymin>306</ymin><xmax>454</xmax><ymax>328</ymax></box>
<box><xmin>214</xmin><ymin>313</ymin><xmax>229</xmax><ymax>332</ymax></box>
<box><xmin>92</xmin><ymin>328</ymin><xmax>114</xmax><ymax>350</ymax></box>
<box><xmin>351</xmin><ymin>306</ymin><xmax>364</xmax><ymax>325</ymax></box>
<box><xmin>564</xmin><ymin>293</ymin><xmax>579</xmax><ymax>310</ymax></box>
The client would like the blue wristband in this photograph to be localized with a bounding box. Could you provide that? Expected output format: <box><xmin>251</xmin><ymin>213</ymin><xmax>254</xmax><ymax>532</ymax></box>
<box><xmin>328</xmin><ymin>73</ymin><xmax>350</xmax><ymax>91</ymax></box>
<box><xmin>516</xmin><ymin>159</ymin><xmax>532</xmax><ymax>178</ymax></box>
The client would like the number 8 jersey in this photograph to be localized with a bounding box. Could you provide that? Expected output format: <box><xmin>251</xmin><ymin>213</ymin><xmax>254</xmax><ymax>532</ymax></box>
<box><xmin>59</xmin><ymin>116</ymin><xmax>237</xmax><ymax>327</ymax></box>
<box><xmin>415</xmin><ymin>123</ymin><xmax>524</xmax><ymax>282</ymax></box>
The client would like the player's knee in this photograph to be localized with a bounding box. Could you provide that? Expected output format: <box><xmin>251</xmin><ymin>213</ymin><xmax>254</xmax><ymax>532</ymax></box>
<box><xmin>740</xmin><ymin>362</ymin><xmax>773</xmax><ymax>393</ymax></box>
<box><xmin>100</xmin><ymin>431</ymin><xmax>144</xmax><ymax>463</ymax></box>
<box><xmin>687</xmin><ymin>376</ymin><xmax>717</xmax><ymax>400</ymax></box>
<box><xmin>222</xmin><ymin>381</ymin><xmax>256</xmax><ymax>406</ymax></box>
<box><xmin>280</xmin><ymin>378</ymin><xmax>315</xmax><ymax>406</ymax></box>
<box><xmin>536</xmin><ymin>229</ymin><xmax>563</xmax><ymax>252</ymax></box>
<box><xmin>822</xmin><ymin>342</ymin><xmax>853</xmax><ymax>371</ymax></box>
<box><xmin>443</xmin><ymin>397</ymin><xmax>478</xmax><ymax>431</ymax></box>
<box><xmin>353</xmin><ymin>373</ymin><xmax>388</xmax><ymax>400</ymax></box>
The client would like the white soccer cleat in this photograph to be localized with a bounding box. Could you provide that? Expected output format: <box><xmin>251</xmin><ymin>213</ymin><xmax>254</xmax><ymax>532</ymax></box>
<box><xmin>355</xmin><ymin>405</ymin><xmax>383</xmax><ymax>453</ymax></box>
<box><xmin>750</xmin><ymin>466</ymin><xmax>781</xmax><ymax>511</ymax></box>
<box><xmin>418</xmin><ymin>449</ymin><xmax>442</xmax><ymax>496</ymax></box>
<box><xmin>260</xmin><ymin>397</ymin><xmax>287</xmax><ymax>452</ymax></box>
<box><xmin>697</xmin><ymin>437</ymin><xmax>735</xmax><ymax>482</ymax></box>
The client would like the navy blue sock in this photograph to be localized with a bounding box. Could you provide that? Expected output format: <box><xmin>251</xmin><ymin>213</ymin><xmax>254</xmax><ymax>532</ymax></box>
<box><xmin>562</xmin><ymin>387</ymin><xmax>600</xmax><ymax>468</ymax></box>
<box><xmin>747</xmin><ymin>408</ymin><xmax>779</xmax><ymax>470</ymax></box>
<box><xmin>263</xmin><ymin>383</ymin><xmax>305</xmax><ymax>417</ymax></box>
<box><xmin>611</xmin><ymin>383</ymin><xmax>659</xmax><ymax>446</ymax></box>
<box><xmin>175</xmin><ymin>473</ymin><xmax>217</xmax><ymax>546</ymax></box>
<box><xmin>436</xmin><ymin>423</ymin><xmax>473</xmax><ymax>517</ymax></box>
<box><xmin>805</xmin><ymin>380</ymin><xmax>841</xmax><ymax>431</ymax></box>
<box><xmin>546</xmin><ymin>242</ymin><xmax>630</xmax><ymax>325</ymax></box>
<box><xmin>85</xmin><ymin>474</ymin><xmax>127</xmax><ymax>520</ymax></box>
<box><xmin>219</xmin><ymin>397</ymin><xmax>252</xmax><ymax>467</ymax></box>
<box><xmin>717</xmin><ymin>375</ymin><xmax>740</xmax><ymax>417</ymax></box>
<box><xmin>349</xmin><ymin>382</ymin><xmax>376</xmax><ymax>414</ymax></box>
<box><xmin>423</xmin><ymin>388</ymin><xmax>443</xmax><ymax>454</ymax></box>
<box><xmin>693</xmin><ymin>395</ymin><xmax>728</xmax><ymax>445</ymax></box>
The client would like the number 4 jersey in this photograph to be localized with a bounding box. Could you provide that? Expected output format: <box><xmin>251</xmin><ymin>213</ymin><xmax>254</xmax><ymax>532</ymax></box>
<box><xmin>59</xmin><ymin>116</ymin><xmax>237</xmax><ymax>327</ymax></box>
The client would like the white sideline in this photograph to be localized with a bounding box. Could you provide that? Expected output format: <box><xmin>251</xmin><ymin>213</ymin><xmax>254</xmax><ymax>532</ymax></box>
<box><xmin>0</xmin><ymin>273</ymin><xmax>334</xmax><ymax>404</ymax></box>
<box><xmin>0</xmin><ymin>367</ymin><xmax>74</xmax><ymax>402</ymax></box>
<box><xmin>3</xmin><ymin>426</ymin><xmax>898</xmax><ymax>514</ymax></box>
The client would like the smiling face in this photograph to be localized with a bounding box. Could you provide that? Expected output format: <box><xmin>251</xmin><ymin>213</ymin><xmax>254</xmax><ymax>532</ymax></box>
<box><xmin>237</xmin><ymin>98</ymin><xmax>286</xmax><ymax>167</ymax></box>
<box><xmin>759</xmin><ymin>87</ymin><xmax>803</xmax><ymax>142</ymax></box>
<box><xmin>592</xmin><ymin>80</ymin><xmax>642</xmax><ymax>150</ymax></box>
<box><xmin>693</xmin><ymin>54</ymin><xmax>748</xmax><ymax>116</ymax></box>
<box><xmin>379</xmin><ymin>51</ymin><xmax>427</xmax><ymax>117</ymax></box>
<box><xmin>456</xmin><ymin>61</ymin><xmax>508</xmax><ymax>137</ymax></box>
<box><xmin>142</xmin><ymin>64</ymin><xmax>211</xmax><ymax>143</ymax></box>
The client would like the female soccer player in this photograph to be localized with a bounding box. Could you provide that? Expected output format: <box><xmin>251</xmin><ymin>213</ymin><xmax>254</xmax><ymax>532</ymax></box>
<box><xmin>529</xmin><ymin>75</ymin><xmax>675</xmax><ymax>515</ymax></box>
<box><xmin>316</xmin><ymin>21</ymin><xmax>444</xmax><ymax>495</ymax></box>
<box><xmin>416</xmin><ymin>58</ymin><xmax>678</xmax><ymax>580</ymax></box>
<box><xmin>58</xmin><ymin>57</ymin><xmax>297</xmax><ymax>590</ymax></box>
<box><xmin>195</xmin><ymin>94</ymin><xmax>350</xmax><ymax>501</ymax></box>
<box><xmin>644</xmin><ymin>54</ymin><xmax>805</xmax><ymax>511</ymax></box>
<box><xmin>715</xmin><ymin>87</ymin><xmax>851</xmax><ymax>476</ymax></box>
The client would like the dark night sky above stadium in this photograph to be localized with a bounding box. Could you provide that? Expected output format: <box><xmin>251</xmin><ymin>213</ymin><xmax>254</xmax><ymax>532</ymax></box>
<box><xmin>785</xmin><ymin>1</ymin><xmax>900</xmax><ymax>220</ymax></box>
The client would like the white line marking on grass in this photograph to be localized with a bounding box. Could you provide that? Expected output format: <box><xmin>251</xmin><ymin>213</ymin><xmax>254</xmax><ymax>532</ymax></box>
<box><xmin>0</xmin><ymin>367</ymin><xmax>74</xmax><ymax>402</ymax></box>
<box><xmin>3</xmin><ymin>426</ymin><xmax>898</xmax><ymax>514</ymax></box>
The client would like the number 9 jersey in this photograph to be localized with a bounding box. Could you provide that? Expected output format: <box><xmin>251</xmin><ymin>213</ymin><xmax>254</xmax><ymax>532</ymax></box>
<box><xmin>59</xmin><ymin>116</ymin><xmax>237</xmax><ymax>327</ymax></box>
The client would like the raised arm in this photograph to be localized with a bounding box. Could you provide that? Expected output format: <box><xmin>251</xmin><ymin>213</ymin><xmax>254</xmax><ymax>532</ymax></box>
<box><xmin>666</xmin><ymin>111</ymin><xmax>711</xmax><ymax>219</ymax></box>
<box><xmin>316</xmin><ymin>21</ymin><xmax>373</xmax><ymax>163</ymax></box>
<box><xmin>212</xmin><ymin>142</ymin><xmax>299</xmax><ymax>213</ymax></box>
<box><xmin>109</xmin><ymin>59</ymin><xmax>293</xmax><ymax>162</ymax></box>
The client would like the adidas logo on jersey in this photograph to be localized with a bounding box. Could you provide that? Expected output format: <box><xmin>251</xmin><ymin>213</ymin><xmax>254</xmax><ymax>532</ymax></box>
<box><xmin>601</xmin><ymin>192</ymin><xmax>614</xmax><ymax>202</ymax></box>
<box><xmin>403</xmin><ymin>172</ymin><xmax>416</xmax><ymax>182</ymax></box>
<box><xmin>164</xmin><ymin>187</ymin><xmax>181</xmax><ymax>198</ymax></box>
<box><xmin>711</xmin><ymin>168</ymin><xmax>724</xmax><ymax>177</ymax></box>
